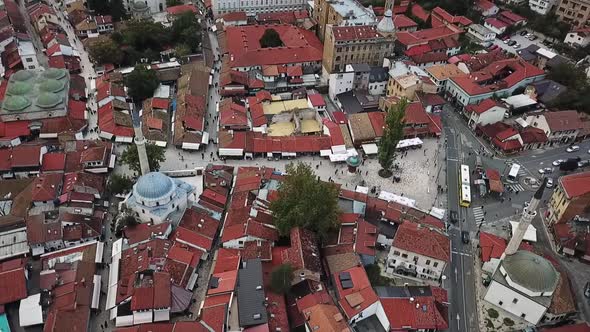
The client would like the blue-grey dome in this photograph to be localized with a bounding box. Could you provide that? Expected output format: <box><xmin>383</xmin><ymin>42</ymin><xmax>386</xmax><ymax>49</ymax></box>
<box><xmin>134</xmin><ymin>172</ymin><xmax>175</xmax><ymax>200</ymax></box>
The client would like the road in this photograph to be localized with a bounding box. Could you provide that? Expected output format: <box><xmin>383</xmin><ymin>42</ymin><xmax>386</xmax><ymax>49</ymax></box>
<box><xmin>443</xmin><ymin>108</ymin><xmax>478</xmax><ymax>332</ymax></box>
<box><xmin>515</xmin><ymin>142</ymin><xmax>590</xmax><ymax>177</ymax></box>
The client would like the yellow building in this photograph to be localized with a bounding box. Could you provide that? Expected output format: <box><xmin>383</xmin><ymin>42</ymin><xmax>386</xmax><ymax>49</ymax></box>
<box><xmin>547</xmin><ymin>171</ymin><xmax>590</xmax><ymax>224</ymax></box>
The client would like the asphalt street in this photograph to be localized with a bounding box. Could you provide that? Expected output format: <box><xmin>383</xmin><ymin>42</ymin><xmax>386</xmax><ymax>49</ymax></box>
<box><xmin>443</xmin><ymin>108</ymin><xmax>478</xmax><ymax>332</ymax></box>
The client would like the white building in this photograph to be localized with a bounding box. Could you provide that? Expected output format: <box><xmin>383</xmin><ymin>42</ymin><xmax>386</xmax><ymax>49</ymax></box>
<box><xmin>124</xmin><ymin>172</ymin><xmax>196</xmax><ymax>225</ymax></box>
<box><xmin>564</xmin><ymin>28</ymin><xmax>590</xmax><ymax>47</ymax></box>
<box><xmin>385</xmin><ymin>221</ymin><xmax>449</xmax><ymax>283</ymax></box>
<box><xmin>368</xmin><ymin>67</ymin><xmax>389</xmax><ymax>96</ymax></box>
<box><xmin>467</xmin><ymin>24</ymin><xmax>496</xmax><ymax>43</ymax></box>
<box><xmin>124</xmin><ymin>0</ymin><xmax>165</xmax><ymax>14</ymax></box>
<box><xmin>476</xmin><ymin>0</ymin><xmax>500</xmax><ymax>16</ymax></box>
<box><xmin>524</xmin><ymin>110</ymin><xmax>581</xmax><ymax>144</ymax></box>
<box><xmin>17</xmin><ymin>40</ymin><xmax>39</xmax><ymax>70</ymax></box>
<box><xmin>213</xmin><ymin>0</ymin><xmax>307</xmax><ymax>16</ymax></box>
<box><xmin>465</xmin><ymin>98</ymin><xmax>507</xmax><ymax>129</ymax></box>
<box><xmin>328</xmin><ymin>70</ymin><xmax>354</xmax><ymax>101</ymax></box>
<box><xmin>484</xmin><ymin>18</ymin><xmax>509</xmax><ymax>35</ymax></box>
<box><xmin>529</xmin><ymin>0</ymin><xmax>557</xmax><ymax>15</ymax></box>
<box><xmin>484</xmin><ymin>250</ymin><xmax>559</xmax><ymax>325</ymax></box>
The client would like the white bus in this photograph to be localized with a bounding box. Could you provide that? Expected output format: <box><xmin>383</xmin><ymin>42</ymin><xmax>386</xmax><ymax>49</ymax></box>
<box><xmin>460</xmin><ymin>164</ymin><xmax>471</xmax><ymax>207</ymax></box>
<box><xmin>507</xmin><ymin>163</ymin><xmax>521</xmax><ymax>182</ymax></box>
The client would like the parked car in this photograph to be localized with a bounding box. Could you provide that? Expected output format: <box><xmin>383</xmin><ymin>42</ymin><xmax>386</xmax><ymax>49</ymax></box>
<box><xmin>520</xmin><ymin>30</ymin><xmax>528</xmax><ymax>36</ymax></box>
<box><xmin>538</xmin><ymin>167</ymin><xmax>554</xmax><ymax>174</ymax></box>
<box><xmin>462</xmin><ymin>231</ymin><xmax>470</xmax><ymax>244</ymax></box>
<box><xmin>546</xmin><ymin>178</ymin><xmax>554</xmax><ymax>188</ymax></box>
<box><xmin>504</xmin><ymin>38</ymin><xmax>511</xmax><ymax>44</ymax></box>
<box><xmin>560</xmin><ymin>158</ymin><xmax>580</xmax><ymax>171</ymax></box>
<box><xmin>552</xmin><ymin>159</ymin><xmax>564</xmax><ymax>166</ymax></box>
<box><xmin>566</xmin><ymin>145</ymin><xmax>580</xmax><ymax>152</ymax></box>
<box><xmin>585</xmin><ymin>282</ymin><xmax>590</xmax><ymax>298</ymax></box>
<box><xmin>449</xmin><ymin>210</ymin><xmax>458</xmax><ymax>223</ymax></box>
<box><xmin>508</xmin><ymin>40</ymin><xmax>517</xmax><ymax>46</ymax></box>
<box><xmin>529</xmin><ymin>35</ymin><xmax>538</xmax><ymax>41</ymax></box>
<box><xmin>578</xmin><ymin>160</ymin><xmax>590</xmax><ymax>168</ymax></box>
<box><xmin>488</xmin><ymin>44</ymin><xmax>499</xmax><ymax>51</ymax></box>
<box><xmin>512</xmin><ymin>43</ymin><xmax>521</xmax><ymax>48</ymax></box>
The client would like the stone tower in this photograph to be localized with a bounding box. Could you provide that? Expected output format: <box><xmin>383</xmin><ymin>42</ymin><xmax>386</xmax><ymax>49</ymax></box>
<box><xmin>502</xmin><ymin>178</ymin><xmax>547</xmax><ymax>258</ymax></box>
<box><xmin>132</xmin><ymin>111</ymin><xmax>150</xmax><ymax>176</ymax></box>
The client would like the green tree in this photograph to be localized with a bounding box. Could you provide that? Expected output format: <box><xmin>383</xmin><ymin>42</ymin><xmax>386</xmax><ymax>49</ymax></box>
<box><xmin>166</xmin><ymin>0</ymin><xmax>183</xmax><ymax>6</ymax></box>
<box><xmin>270</xmin><ymin>264</ymin><xmax>294</xmax><ymax>294</ymax></box>
<box><xmin>125</xmin><ymin>65</ymin><xmax>160</xmax><ymax>102</ymax></box>
<box><xmin>108</xmin><ymin>174</ymin><xmax>134</xmax><ymax>195</ymax></box>
<box><xmin>109</xmin><ymin>0</ymin><xmax>127</xmax><ymax>21</ymax></box>
<box><xmin>269</xmin><ymin>162</ymin><xmax>340</xmax><ymax>240</ymax></box>
<box><xmin>121</xmin><ymin>142</ymin><xmax>166</xmax><ymax>174</ymax></box>
<box><xmin>547</xmin><ymin>63</ymin><xmax>587</xmax><ymax>87</ymax></box>
<box><xmin>170</xmin><ymin>12</ymin><xmax>202</xmax><ymax>51</ymax></box>
<box><xmin>122</xmin><ymin>19</ymin><xmax>169</xmax><ymax>52</ymax></box>
<box><xmin>175</xmin><ymin>44</ymin><xmax>191</xmax><ymax>57</ymax></box>
<box><xmin>259</xmin><ymin>29</ymin><xmax>283</xmax><ymax>48</ymax></box>
<box><xmin>378</xmin><ymin>98</ymin><xmax>407</xmax><ymax>177</ymax></box>
<box><xmin>88</xmin><ymin>38</ymin><xmax>124</xmax><ymax>65</ymax></box>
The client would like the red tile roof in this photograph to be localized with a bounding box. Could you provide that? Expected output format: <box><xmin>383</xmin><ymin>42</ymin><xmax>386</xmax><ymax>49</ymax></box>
<box><xmin>543</xmin><ymin>111</ymin><xmax>582</xmax><ymax>133</ymax></box>
<box><xmin>411</xmin><ymin>51</ymin><xmax>448</xmax><ymax>65</ymax></box>
<box><xmin>354</xmin><ymin>219</ymin><xmax>377</xmax><ymax>256</ymax></box>
<box><xmin>166</xmin><ymin>4</ymin><xmax>198</xmax><ymax>15</ymax></box>
<box><xmin>200</xmin><ymin>304</ymin><xmax>227</xmax><ymax>332</ymax></box>
<box><xmin>559</xmin><ymin>171</ymin><xmax>590</xmax><ymax>199</ymax></box>
<box><xmin>333</xmin><ymin>266</ymin><xmax>379</xmax><ymax>319</ymax></box>
<box><xmin>68</xmin><ymin>99</ymin><xmax>86</xmax><ymax>120</ymax></box>
<box><xmin>308</xmin><ymin>93</ymin><xmax>325</xmax><ymax>107</ymax></box>
<box><xmin>465</xmin><ymin>98</ymin><xmax>504</xmax><ymax>114</ymax></box>
<box><xmin>151</xmin><ymin>97</ymin><xmax>170</xmax><ymax>110</ymax></box>
<box><xmin>485</xmin><ymin>17</ymin><xmax>509</xmax><ymax>29</ymax></box>
<box><xmin>332</xmin><ymin>25</ymin><xmax>385</xmax><ymax>42</ymax></box>
<box><xmin>432</xmin><ymin>7</ymin><xmax>472</xmax><ymax>26</ymax></box>
<box><xmin>396</xmin><ymin>26</ymin><xmax>461</xmax><ymax>48</ymax></box>
<box><xmin>393</xmin><ymin>221</ymin><xmax>450</xmax><ymax>261</ymax></box>
<box><xmin>476</xmin><ymin>0</ymin><xmax>497</xmax><ymax>11</ymax></box>
<box><xmin>32</xmin><ymin>173</ymin><xmax>62</xmax><ymax>202</ymax></box>
<box><xmin>367</xmin><ymin>111</ymin><xmax>386</xmax><ymax>138</ymax></box>
<box><xmin>479</xmin><ymin>232</ymin><xmax>507</xmax><ymax>262</ymax></box>
<box><xmin>281</xmin><ymin>227</ymin><xmax>321</xmax><ymax>273</ymax></box>
<box><xmin>499</xmin><ymin>10</ymin><xmax>526</xmax><ymax>24</ymax></box>
<box><xmin>0</xmin><ymin>261</ymin><xmax>26</xmax><ymax>305</ymax></box>
<box><xmin>380</xmin><ymin>287</ymin><xmax>449</xmax><ymax>330</ymax></box>
<box><xmin>222</xmin><ymin>11</ymin><xmax>247</xmax><ymax>22</ymax></box>
<box><xmin>540</xmin><ymin>323</ymin><xmax>590</xmax><ymax>332</ymax></box>
<box><xmin>394</xmin><ymin>14</ymin><xmax>418</xmax><ymax>28</ymax></box>
<box><xmin>225</xmin><ymin>24</ymin><xmax>323</xmax><ymax>68</ymax></box>
<box><xmin>520</xmin><ymin>127</ymin><xmax>548</xmax><ymax>144</ymax></box>
<box><xmin>207</xmin><ymin>270</ymin><xmax>238</xmax><ymax>295</ymax></box>
<box><xmin>11</xmin><ymin>144</ymin><xmax>42</xmax><ymax>168</ymax></box>
<box><xmin>411</xmin><ymin>4</ymin><xmax>430</xmax><ymax>22</ymax></box>
<box><xmin>41</xmin><ymin>152</ymin><xmax>66</xmax><ymax>172</ymax></box>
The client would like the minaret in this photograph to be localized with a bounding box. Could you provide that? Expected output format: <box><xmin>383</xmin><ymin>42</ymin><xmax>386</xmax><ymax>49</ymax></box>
<box><xmin>384</xmin><ymin>0</ymin><xmax>394</xmax><ymax>11</ymax></box>
<box><xmin>376</xmin><ymin>9</ymin><xmax>396</xmax><ymax>38</ymax></box>
<box><xmin>132</xmin><ymin>111</ymin><xmax>150</xmax><ymax>176</ymax></box>
<box><xmin>502</xmin><ymin>178</ymin><xmax>547</xmax><ymax>258</ymax></box>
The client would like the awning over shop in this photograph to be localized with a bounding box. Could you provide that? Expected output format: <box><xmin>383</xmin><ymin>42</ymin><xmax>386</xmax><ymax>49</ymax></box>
<box><xmin>362</xmin><ymin>143</ymin><xmax>379</xmax><ymax>155</ymax></box>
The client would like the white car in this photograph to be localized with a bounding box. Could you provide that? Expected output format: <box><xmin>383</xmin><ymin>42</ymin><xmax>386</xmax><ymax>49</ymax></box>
<box><xmin>566</xmin><ymin>146</ymin><xmax>580</xmax><ymax>152</ymax></box>
<box><xmin>546</xmin><ymin>178</ymin><xmax>554</xmax><ymax>188</ymax></box>
<box><xmin>504</xmin><ymin>39</ymin><xmax>511</xmax><ymax>44</ymax></box>
<box><xmin>538</xmin><ymin>167</ymin><xmax>554</xmax><ymax>174</ymax></box>
<box><xmin>512</xmin><ymin>43</ymin><xmax>521</xmax><ymax>48</ymax></box>
<box><xmin>552</xmin><ymin>159</ymin><xmax>564</xmax><ymax>166</ymax></box>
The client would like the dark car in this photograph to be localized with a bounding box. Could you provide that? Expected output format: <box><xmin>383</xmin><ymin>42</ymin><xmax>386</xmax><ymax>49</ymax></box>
<box><xmin>449</xmin><ymin>210</ymin><xmax>458</xmax><ymax>223</ymax></box>
<box><xmin>560</xmin><ymin>157</ymin><xmax>581</xmax><ymax>172</ymax></box>
<box><xmin>462</xmin><ymin>231</ymin><xmax>470</xmax><ymax>244</ymax></box>
<box><xmin>520</xmin><ymin>30</ymin><xmax>528</xmax><ymax>36</ymax></box>
<box><xmin>508</xmin><ymin>40</ymin><xmax>517</xmax><ymax>46</ymax></box>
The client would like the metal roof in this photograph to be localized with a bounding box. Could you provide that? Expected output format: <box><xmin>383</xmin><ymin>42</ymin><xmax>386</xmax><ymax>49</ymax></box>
<box><xmin>237</xmin><ymin>259</ymin><xmax>268</xmax><ymax>327</ymax></box>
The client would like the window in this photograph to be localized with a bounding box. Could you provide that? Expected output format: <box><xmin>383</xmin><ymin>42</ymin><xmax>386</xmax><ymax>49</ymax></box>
<box><xmin>498</xmin><ymin>301</ymin><xmax>503</xmax><ymax>306</ymax></box>
<box><xmin>521</xmin><ymin>314</ymin><xmax>526</xmax><ymax>319</ymax></box>
<box><xmin>433</xmin><ymin>262</ymin><xmax>439</xmax><ymax>268</ymax></box>
<box><xmin>26</xmin><ymin>58</ymin><xmax>33</xmax><ymax>62</ymax></box>
<box><xmin>393</xmin><ymin>250</ymin><xmax>400</xmax><ymax>256</ymax></box>
<box><xmin>401</xmin><ymin>253</ymin><xmax>408</xmax><ymax>258</ymax></box>
<box><xmin>512</xmin><ymin>298</ymin><xmax>518</xmax><ymax>304</ymax></box>
<box><xmin>426</xmin><ymin>259</ymin><xmax>431</xmax><ymax>265</ymax></box>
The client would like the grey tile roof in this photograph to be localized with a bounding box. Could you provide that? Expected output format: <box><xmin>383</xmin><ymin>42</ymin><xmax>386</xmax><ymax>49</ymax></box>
<box><xmin>237</xmin><ymin>259</ymin><xmax>268</xmax><ymax>327</ymax></box>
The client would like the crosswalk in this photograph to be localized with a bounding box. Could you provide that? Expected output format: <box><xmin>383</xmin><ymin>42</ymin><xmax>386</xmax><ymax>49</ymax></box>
<box><xmin>472</xmin><ymin>207</ymin><xmax>485</xmax><ymax>223</ymax></box>
<box><xmin>505</xmin><ymin>183</ymin><xmax>525</xmax><ymax>192</ymax></box>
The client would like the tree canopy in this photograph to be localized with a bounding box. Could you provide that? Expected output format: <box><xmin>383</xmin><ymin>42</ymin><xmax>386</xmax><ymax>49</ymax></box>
<box><xmin>125</xmin><ymin>65</ymin><xmax>160</xmax><ymax>102</ymax></box>
<box><xmin>378</xmin><ymin>99</ymin><xmax>407</xmax><ymax>175</ymax></box>
<box><xmin>269</xmin><ymin>162</ymin><xmax>340</xmax><ymax>240</ymax></box>
<box><xmin>108</xmin><ymin>174</ymin><xmax>134</xmax><ymax>195</ymax></box>
<box><xmin>259</xmin><ymin>29</ymin><xmax>283</xmax><ymax>48</ymax></box>
<box><xmin>120</xmin><ymin>142</ymin><xmax>166</xmax><ymax>174</ymax></box>
<box><xmin>547</xmin><ymin>63</ymin><xmax>590</xmax><ymax>113</ymax></box>
<box><xmin>270</xmin><ymin>264</ymin><xmax>294</xmax><ymax>294</ymax></box>
<box><xmin>88</xmin><ymin>0</ymin><xmax>127</xmax><ymax>21</ymax></box>
<box><xmin>88</xmin><ymin>38</ymin><xmax>124</xmax><ymax>65</ymax></box>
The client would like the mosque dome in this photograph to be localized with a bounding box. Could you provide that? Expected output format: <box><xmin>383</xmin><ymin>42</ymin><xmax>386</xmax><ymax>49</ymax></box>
<box><xmin>11</xmin><ymin>70</ymin><xmax>35</xmax><ymax>82</ymax></box>
<box><xmin>132</xmin><ymin>1</ymin><xmax>149</xmax><ymax>11</ymax></box>
<box><xmin>7</xmin><ymin>81</ymin><xmax>32</xmax><ymax>95</ymax></box>
<box><xmin>36</xmin><ymin>93</ymin><xmax>62</xmax><ymax>108</ymax></box>
<box><xmin>42</xmin><ymin>68</ymin><xmax>67</xmax><ymax>80</ymax></box>
<box><xmin>377</xmin><ymin>9</ymin><xmax>395</xmax><ymax>34</ymax></box>
<box><xmin>3</xmin><ymin>95</ymin><xmax>31</xmax><ymax>111</ymax></box>
<box><xmin>134</xmin><ymin>172</ymin><xmax>175</xmax><ymax>200</ymax></box>
<box><xmin>502</xmin><ymin>250</ymin><xmax>559</xmax><ymax>293</ymax></box>
<box><xmin>39</xmin><ymin>79</ymin><xmax>66</xmax><ymax>93</ymax></box>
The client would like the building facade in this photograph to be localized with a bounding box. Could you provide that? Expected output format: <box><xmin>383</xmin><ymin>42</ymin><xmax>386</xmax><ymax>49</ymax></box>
<box><xmin>322</xmin><ymin>25</ymin><xmax>395</xmax><ymax>75</ymax></box>
<box><xmin>547</xmin><ymin>171</ymin><xmax>590</xmax><ymax>224</ymax></box>
<box><xmin>213</xmin><ymin>0</ymin><xmax>307</xmax><ymax>16</ymax></box>
<box><xmin>313</xmin><ymin>0</ymin><xmax>376</xmax><ymax>42</ymax></box>
<box><xmin>556</xmin><ymin>0</ymin><xmax>590</xmax><ymax>28</ymax></box>
<box><xmin>564</xmin><ymin>27</ymin><xmax>590</xmax><ymax>47</ymax></box>
<box><xmin>529</xmin><ymin>0</ymin><xmax>558</xmax><ymax>15</ymax></box>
